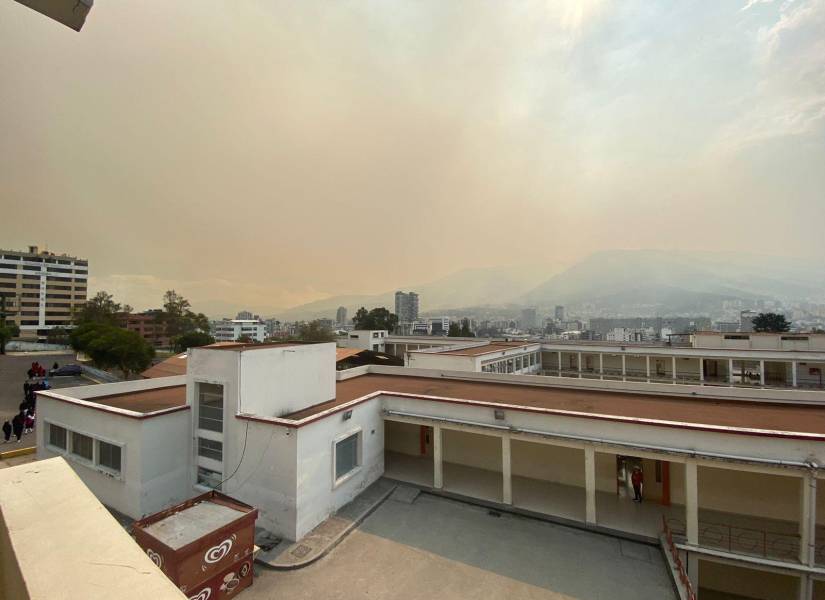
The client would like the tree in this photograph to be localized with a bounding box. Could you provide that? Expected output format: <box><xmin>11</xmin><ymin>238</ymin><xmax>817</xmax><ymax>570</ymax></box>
<box><xmin>460</xmin><ymin>318</ymin><xmax>474</xmax><ymax>337</ymax></box>
<box><xmin>752</xmin><ymin>312</ymin><xmax>791</xmax><ymax>333</ymax></box>
<box><xmin>352</xmin><ymin>306</ymin><xmax>398</xmax><ymax>332</ymax></box>
<box><xmin>47</xmin><ymin>326</ymin><xmax>70</xmax><ymax>345</ymax></box>
<box><xmin>159</xmin><ymin>290</ymin><xmax>210</xmax><ymax>338</ymax></box>
<box><xmin>236</xmin><ymin>334</ymin><xmax>253</xmax><ymax>343</ymax></box>
<box><xmin>448</xmin><ymin>322</ymin><xmax>462</xmax><ymax>337</ymax></box>
<box><xmin>0</xmin><ymin>322</ymin><xmax>20</xmax><ymax>355</ymax></box>
<box><xmin>352</xmin><ymin>307</ymin><xmax>369</xmax><ymax>328</ymax></box>
<box><xmin>297</xmin><ymin>320</ymin><xmax>335</xmax><ymax>342</ymax></box>
<box><xmin>70</xmin><ymin>322</ymin><xmax>154</xmax><ymax>378</ymax></box>
<box><xmin>173</xmin><ymin>331</ymin><xmax>215</xmax><ymax>353</ymax></box>
<box><xmin>75</xmin><ymin>291</ymin><xmax>122</xmax><ymax>325</ymax></box>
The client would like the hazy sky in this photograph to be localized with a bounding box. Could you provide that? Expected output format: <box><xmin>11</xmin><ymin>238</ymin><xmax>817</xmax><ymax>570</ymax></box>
<box><xmin>2</xmin><ymin>0</ymin><xmax>823</xmax><ymax>315</ymax></box>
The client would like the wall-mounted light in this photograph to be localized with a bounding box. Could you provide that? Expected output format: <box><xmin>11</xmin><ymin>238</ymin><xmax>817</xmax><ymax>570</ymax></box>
<box><xmin>343</xmin><ymin>410</ymin><xmax>353</xmax><ymax>421</ymax></box>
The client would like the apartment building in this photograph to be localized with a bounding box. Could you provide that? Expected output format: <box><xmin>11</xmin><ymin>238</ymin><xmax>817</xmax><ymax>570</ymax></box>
<box><xmin>34</xmin><ymin>342</ymin><xmax>825</xmax><ymax>598</ymax></box>
<box><xmin>394</xmin><ymin>291</ymin><xmax>419</xmax><ymax>324</ymax></box>
<box><xmin>0</xmin><ymin>245</ymin><xmax>88</xmax><ymax>341</ymax></box>
<box><xmin>211</xmin><ymin>319</ymin><xmax>266</xmax><ymax>343</ymax></box>
<box><xmin>116</xmin><ymin>310</ymin><xmax>170</xmax><ymax>348</ymax></box>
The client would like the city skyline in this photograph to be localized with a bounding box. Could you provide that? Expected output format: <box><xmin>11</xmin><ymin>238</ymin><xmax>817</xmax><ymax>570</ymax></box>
<box><xmin>2</xmin><ymin>1</ymin><xmax>824</xmax><ymax>315</ymax></box>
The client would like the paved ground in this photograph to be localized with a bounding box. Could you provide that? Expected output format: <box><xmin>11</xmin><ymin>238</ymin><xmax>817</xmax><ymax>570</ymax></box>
<box><xmin>248</xmin><ymin>493</ymin><xmax>677</xmax><ymax>600</ymax></box>
<box><xmin>0</xmin><ymin>352</ymin><xmax>89</xmax><ymax>417</ymax></box>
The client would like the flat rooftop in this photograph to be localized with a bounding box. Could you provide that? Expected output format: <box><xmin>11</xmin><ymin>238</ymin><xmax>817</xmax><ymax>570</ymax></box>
<box><xmin>425</xmin><ymin>341</ymin><xmax>535</xmax><ymax>357</ymax></box>
<box><xmin>76</xmin><ymin>385</ymin><xmax>186</xmax><ymax>414</ymax></box>
<box><xmin>286</xmin><ymin>374</ymin><xmax>825</xmax><ymax>436</ymax></box>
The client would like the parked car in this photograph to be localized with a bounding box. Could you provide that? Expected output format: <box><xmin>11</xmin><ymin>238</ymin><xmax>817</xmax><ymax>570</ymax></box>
<box><xmin>51</xmin><ymin>364</ymin><xmax>82</xmax><ymax>377</ymax></box>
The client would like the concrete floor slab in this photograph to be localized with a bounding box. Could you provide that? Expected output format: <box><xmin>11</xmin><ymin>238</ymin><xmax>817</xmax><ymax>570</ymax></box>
<box><xmin>247</xmin><ymin>492</ymin><xmax>677</xmax><ymax>600</ymax></box>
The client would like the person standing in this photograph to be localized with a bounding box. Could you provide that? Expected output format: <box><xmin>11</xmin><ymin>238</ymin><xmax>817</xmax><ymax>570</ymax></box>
<box><xmin>2</xmin><ymin>420</ymin><xmax>11</xmax><ymax>443</ymax></box>
<box><xmin>631</xmin><ymin>466</ymin><xmax>644</xmax><ymax>502</ymax></box>
<box><xmin>11</xmin><ymin>412</ymin><xmax>25</xmax><ymax>443</ymax></box>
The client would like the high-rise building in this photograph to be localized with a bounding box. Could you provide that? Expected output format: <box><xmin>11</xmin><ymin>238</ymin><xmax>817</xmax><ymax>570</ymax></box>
<box><xmin>336</xmin><ymin>306</ymin><xmax>347</xmax><ymax>325</ymax></box>
<box><xmin>394</xmin><ymin>291</ymin><xmax>419</xmax><ymax>323</ymax></box>
<box><xmin>0</xmin><ymin>245</ymin><xmax>88</xmax><ymax>341</ymax></box>
<box><xmin>554</xmin><ymin>305</ymin><xmax>566</xmax><ymax>321</ymax></box>
<box><xmin>236</xmin><ymin>310</ymin><xmax>253</xmax><ymax>320</ymax></box>
<box><xmin>520</xmin><ymin>308</ymin><xmax>537</xmax><ymax>330</ymax></box>
<box><xmin>740</xmin><ymin>310</ymin><xmax>758</xmax><ymax>333</ymax></box>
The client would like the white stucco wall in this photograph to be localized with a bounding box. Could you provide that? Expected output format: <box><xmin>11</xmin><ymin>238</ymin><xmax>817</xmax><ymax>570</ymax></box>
<box><xmin>239</xmin><ymin>344</ymin><xmax>336</xmax><ymax>417</ymax></box>
<box><xmin>36</xmin><ymin>397</ymin><xmax>192</xmax><ymax>519</ymax></box>
<box><xmin>293</xmin><ymin>398</ymin><xmax>385</xmax><ymax>540</ymax></box>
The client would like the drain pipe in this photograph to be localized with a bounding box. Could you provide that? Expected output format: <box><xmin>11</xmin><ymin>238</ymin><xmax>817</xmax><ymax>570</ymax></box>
<box><xmin>384</xmin><ymin>409</ymin><xmax>822</xmax><ymax>471</ymax></box>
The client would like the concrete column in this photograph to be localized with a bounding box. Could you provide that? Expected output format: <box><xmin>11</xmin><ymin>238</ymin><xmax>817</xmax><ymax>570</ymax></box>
<box><xmin>584</xmin><ymin>446</ymin><xmax>596</xmax><ymax>524</ymax></box>
<box><xmin>685</xmin><ymin>459</ymin><xmax>700</xmax><ymax>592</ymax></box>
<box><xmin>645</xmin><ymin>355</ymin><xmax>650</xmax><ymax>382</ymax></box>
<box><xmin>699</xmin><ymin>358</ymin><xmax>704</xmax><ymax>384</ymax></box>
<box><xmin>599</xmin><ymin>353</ymin><xmax>604</xmax><ymax>380</ymax></box>
<box><xmin>577</xmin><ymin>352</ymin><xmax>582</xmax><ymax>378</ymax></box>
<box><xmin>729</xmin><ymin>358</ymin><xmax>735</xmax><ymax>386</ymax></box>
<box><xmin>800</xmin><ymin>474</ymin><xmax>817</xmax><ymax>566</ymax></box>
<box><xmin>760</xmin><ymin>359</ymin><xmax>766</xmax><ymax>386</ymax></box>
<box><xmin>621</xmin><ymin>354</ymin><xmax>626</xmax><ymax>381</ymax></box>
<box><xmin>685</xmin><ymin>460</ymin><xmax>699</xmax><ymax>545</ymax></box>
<box><xmin>433</xmin><ymin>425</ymin><xmax>443</xmax><ymax>489</ymax></box>
<box><xmin>671</xmin><ymin>356</ymin><xmax>677</xmax><ymax>382</ymax></box>
<box><xmin>793</xmin><ymin>361</ymin><xmax>798</xmax><ymax>388</ymax></box>
<box><xmin>799</xmin><ymin>575</ymin><xmax>813</xmax><ymax>600</ymax></box>
<box><xmin>558</xmin><ymin>351</ymin><xmax>562</xmax><ymax>375</ymax></box>
<box><xmin>502</xmin><ymin>435</ymin><xmax>512</xmax><ymax>505</ymax></box>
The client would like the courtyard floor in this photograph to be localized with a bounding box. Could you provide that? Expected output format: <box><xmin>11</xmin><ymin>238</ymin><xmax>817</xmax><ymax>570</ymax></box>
<box><xmin>248</xmin><ymin>491</ymin><xmax>677</xmax><ymax>600</ymax></box>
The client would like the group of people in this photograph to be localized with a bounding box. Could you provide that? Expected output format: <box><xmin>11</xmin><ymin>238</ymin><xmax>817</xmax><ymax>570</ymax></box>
<box><xmin>2</xmin><ymin>362</ymin><xmax>49</xmax><ymax>445</ymax></box>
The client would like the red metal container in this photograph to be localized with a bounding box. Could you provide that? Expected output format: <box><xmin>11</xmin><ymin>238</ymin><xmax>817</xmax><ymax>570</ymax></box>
<box><xmin>132</xmin><ymin>491</ymin><xmax>258</xmax><ymax>597</ymax></box>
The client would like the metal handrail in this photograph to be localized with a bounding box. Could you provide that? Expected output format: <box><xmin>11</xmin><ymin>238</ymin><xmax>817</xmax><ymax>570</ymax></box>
<box><xmin>662</xmin><ymin>516</ymin><xmax>697</xmax><ymax>600</ymax></box>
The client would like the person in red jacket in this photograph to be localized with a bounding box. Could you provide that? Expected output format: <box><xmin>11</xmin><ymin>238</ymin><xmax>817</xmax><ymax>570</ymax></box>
<box><xmin>631</xmin><ymin>466</ymin><xmax>644</xmax><ymax>502</ymax></box>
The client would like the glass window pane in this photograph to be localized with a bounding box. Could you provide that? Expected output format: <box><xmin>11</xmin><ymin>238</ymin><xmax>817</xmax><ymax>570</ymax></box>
<box><xmin>49</xmin><ymin>424</ymin><xmax>67</xmax><ymax>450</ymax></box>
<box><xmin>197</xmin><ymin>466</ymin><xmax>222</xmax><ymax>490</ymax></box>
<box><xmin>71</xmin><ymin>432</ymin><xmax>93</xmax><ymax>461</ymax></box>
<box><xmin>98</xmin><ymin>441</ymin><xmax>121</xmax><ymax>472</ymax></box>
<box><xmin>198</xmin><ymin>383</ymin><xmax>224</xmax><ymax>432</ymax></box>
<box><xmin>198</xmin><ymin>438</ymin><xmax>223</xmax><ymax>462</ymax></box>
<box><xmin>335</xmin><ymin>434</ymin><xmax>359</xmax><ymax>480</ymax></box>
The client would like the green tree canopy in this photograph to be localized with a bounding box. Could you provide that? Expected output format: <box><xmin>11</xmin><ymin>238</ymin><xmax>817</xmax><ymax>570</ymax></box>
<box><xmin>0</xmin><ymin>322</ymin><xmax>20</xmax><ymax>355</ymax></box>
<box><xmin>70</xmin><ymin>322</ymin><xmax>154</xmax><ymax>378</ymax></box>
<box><xmin>297</xmin><ymin>320</ymin><xmax>335</xmax><ymax>342</ymax></box>
<box><xmin>352</xmin><ymin>307</ymin><xmax>398</xmax><ymax>332</ymax></box>
<box><xmin>75</xmin><ymin>291</ymin><xmax>122</xmax><ymax>325</ymax></box>
<box><xmin>752</xmin><ymin>312</ymin><xmax>791</xmax><ymax>333</ymax></box>
<box><xmin>447</xmin><ymin>322</ymin><xmax>461</xmax><ymax>337</ymax></box>
<box><xmin>159</xmin><ymin>290</ymin><xmax>210</xmax><ymax>338</ymax></box>
<box><xmin>173</xmin><ymin>331</ymin><xmax>215</xmax><ymax>353</ymax></box>
<box><xmin>460</xmin><ymin>318</ymin><xmax>474</xmax><ymax>337</ymax></box>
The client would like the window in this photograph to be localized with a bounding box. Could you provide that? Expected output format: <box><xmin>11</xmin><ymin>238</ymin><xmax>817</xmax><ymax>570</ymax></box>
<box><xmin>71</xmin><ymin>432</ymin><xmax>94</xmax><ymax>461</ymax></box>
<box><xmin>197</xmin><ymin>466</ymin><xmax>222</xmax><ymax>490</ymax></box>
<box><xmin>49</xmin><ymin>423</ymin><xmax>67</xmax><ymax>450</ymax></box>
<box><xmin>97</xmin><ymin>441</ymin><xmax>122</xmax><ymax>472</ymax></box>
<box><xmin>335</xmin><ymin>432</ymin><xmax>360</xmax><ymax>481</ymax></box>
<box><xmin>198</xmin><ymin>383</ymin><xmax>224</xmax><ymax>432</ymax></box>
<box><xmin>198</xmin><ymin>437</ymin><xmax>223</xmax><ymax>462</ymax></box>
<box><xmin>724</xmin><ymin>334</ymin><xmax>749</xmax><ymax>340</ymax></box>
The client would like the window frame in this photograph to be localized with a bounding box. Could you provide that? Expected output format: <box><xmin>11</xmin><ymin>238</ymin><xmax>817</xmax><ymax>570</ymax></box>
<box><xmin>96</xmin><ymin>439</ymin><xmax>123</xmax><ymax>475</ymax></box>
<box><xmin>47</xmin><ymin>422</ymin><xmax>68</xmax><ymax>451</ymax></box>
<box><xmin>44</xmin><ymin>421</ymin><xmax>124</xmax><ymax>480</ymax></box>
<box><xmin>70</xmin><ymin>431</ymin><xmax>94</xmax><ymax>463</ymax></box>
<box><xmin>196</xmin><ymin>381</ymin><xmax>225</xmax><ymax>433</ymax></box>
<box><xmin>332</xmin><ymin>428</ymin><xmax>362</xmax><ymax>489</ymax></box>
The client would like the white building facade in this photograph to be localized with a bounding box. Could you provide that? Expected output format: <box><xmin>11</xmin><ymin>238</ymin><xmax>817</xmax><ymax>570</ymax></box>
<box><xmin>212</xmin><ymin>319</ymin><xmax>267</xmax><ymax>342</ymax></box>
<box><xmin>34</xmin><ymin>341</ymin><xmax>825</xmax><ymax>599</ymax></box>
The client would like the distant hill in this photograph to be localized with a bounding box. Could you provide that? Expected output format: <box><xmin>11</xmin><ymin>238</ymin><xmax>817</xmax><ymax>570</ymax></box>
<box><xmin>277</xmin><ymin>263</ymin><xmax>562</xmax><ymax>321</ymax></box>
<box><xmin>520</xmin><ymin>249</ymin><xmax>825</xmax><ymax>310</ymax></box>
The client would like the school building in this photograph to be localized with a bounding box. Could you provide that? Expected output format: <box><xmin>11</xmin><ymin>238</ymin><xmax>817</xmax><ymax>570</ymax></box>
<box><xmin>34</xmin><ymin>341</ymin><xmax>825</xmax><ymax>599</ymax></box>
